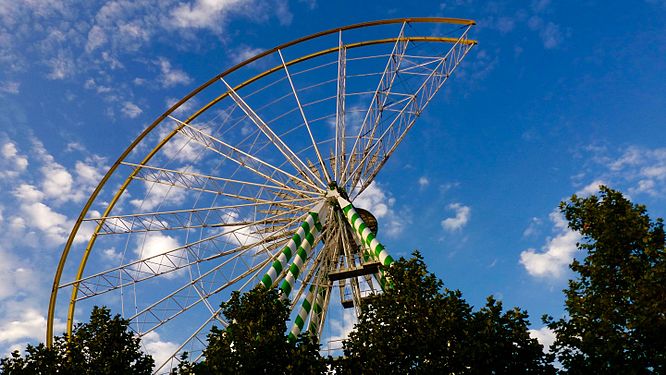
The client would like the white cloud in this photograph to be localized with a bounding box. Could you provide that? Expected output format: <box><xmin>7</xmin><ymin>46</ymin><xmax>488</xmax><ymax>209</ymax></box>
<box><xmin>41</xmin><ymin>165</ymin><xmax>74</xmax><ymax>201</ymax></box>
<box><xmin>609</xmin><ymin>147</ymin><xmax>643</xmax><ymax>171</ymax></box>
<box><xmin>133</xmin><ymin>233</ymin><xmax>185</xmax><ymax>278</ymax></box>
<box><xmin>0</xmin><ymin>305</ymin><xmax>65</xmax><ymax>348</ymax></box>
<box><xmin>19</xmin><ymin>202</ymin><xmax>70</xmax><ymax>245</ymax></box>
<box><xmin>0</xmin><ymin>81</ymin><xmax>20</xmax><ymax>94</ymax></box>
<box><xmin>0</xmin><ymin>247</ymin><xmax>38</xmax><ymax>301</ymax></box>
<box><xmin>75</xmin><ymin>160</ymin><xmax>104</xmax><ymax>186</ymax></box>
<box><xmin>32</xmin><ymin>139</ymin><xmax>107</xmax><ymax>203</ymax></box>
<box><xmin>135</xmin><ymin>232</ymin><xmax>180</xmax><ymax>260</ymax></box>
<box><xmin>158</xmin><ymin>58</ymin><xmax>192</xmax><ymax>88</ymax></box>
<box><xmin>354</xmin><ymin>181</ymin><xmax>390</xmax><ymax>218</ymax></box>
<box><xmin>418</xmin><ymin>176</ymin><xmax>429</xmax><ymax>188</ymax></box>
<box><xmin>165</xmin><ymin>96</ymin><xmax>198</xmax><ymax>116</ymax></box>
<box><xmin>273</xmin><ymin>0</ymin><xmax>293</xmax><ymax>26</ymax></box>
<box><xmin>354</xmin><ymin>181</ymin><xmax>406</xmax><ymax>237</ymax></box>
<box><xmin>160</xmin><ymin>130</ymin><xmax>203</xmax><ymax>163</ymax></box>
<box><xmin>85</xmin><ymin>25</ymin><xmax>107</xmax><ymax>53</ymax></box>
<box><xmin>584</xmin><ymin>146</ymin><xmax>666</xmax><ymax>197</ymax></box>
<box><xmin>1</xmin><ymin>142</ymin><xmax>18</xmax><ymax>158</ymax></box>
<box><xmin>576</xmin><ymin>180</ymin><xmax>604</xmax><ymax>196</ymax></box>
<box><xmin>13</xmin><ymin>184</ymin><xmax>45</xmax><ymax>203</ymax></box>
<box><xmin>0</xmin><ymin>309</ymin><xmax>48</xmax><ymax>344</ymax></box>
<box><xmin>142</xmin><ymin>331</ymin><xmax>180</xmax><ymax>371</ymax></box>
<box><xmin>324</xmin><ymin>308</ymin><xmax>357</xmax><ymax>348</ymax></box>
<box><xmin>84</xmin><ymin>78</ymin><xmax>112</xmax><ymax>94</ymax></box>
<box><xmin>527</xmin><ymin>16</ymin><xmax>564</xmax><ymax>49</ymax></box>
<box><xmin>519</xmin><ymin>209</ymin><xmax>581</xmax><ymax>279</ymax></box>
<box><xmin>45</xmin><ymin>51</ymin><xmax>75</xmax><ymax>80</ymax></box>
<box><xmin>441</xmin><ymin>203</ymin><xmax>471</xmax><ymax>231</ymax></box>
<box><xmin>130</xmin><ymin>180</ymin><xmax>187</xmax><ymax>211</ymax></box>
<box><xmin>121</xmin><ymin>101</ymin><xmax>143</xmax><ymax>118</ymax></box>
<box><xmin>171</xmin><ymin>0</ymin><xmax>246</xmax><ymax>30</ymax></box>
<box><xmin>0</xmin><ymin>141</ymin><xmax>28</xmax><ymax>178</ymax></box>
<box><xmin>522</xmin><ymin>217</ymin><xmax>542</xmax><ymax>238</ymax></box>
<box><xmin>229</xmin><ymin>45</ymin><xmax>265</xmax><ymax>65</ymax></box>
<box><xmin>102</xmin><ymin>247</ymin><xmax>123</xmax><ymax>261</ymax></box>
<box><xmin>529</xmin><ymin>326</ymin><xmax>555</xmax><ymax>352</ymax></box>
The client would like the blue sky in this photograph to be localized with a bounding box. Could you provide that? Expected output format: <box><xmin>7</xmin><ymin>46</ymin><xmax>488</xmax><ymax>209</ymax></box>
<box><xmin>1</xmin><ymin>0</ymin><xmax>665</xmax><ymax>366</ymax></box>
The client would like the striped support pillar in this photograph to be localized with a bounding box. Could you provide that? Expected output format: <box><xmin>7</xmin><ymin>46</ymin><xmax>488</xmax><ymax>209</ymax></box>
<box><xmin>361</xmin><ymin>243</ymin><xmax>388</xmax><ymax>290</ymax></box>
<box><xmin>308</xmin><ymin>286</ymin><xmax>327</xmax><ymax>336</ymax></box>
<box><xmin>260</xmin><ymin>202</ymin><xmax>326</xmax><ymax>289</ymax></box>
<box><xmin>337</xmin><ymin>196</ymin><xmax>394</xmax><ymax>268</ymax></box>
<box><xmin>287</xmin><ymin>285</ymin><xmax>316</xmax><ymax>343</ymax></box>
<box><xmin>279</xmin><ymin>203</ymin><xmax>327</xmax><ymax>298</ymax></box>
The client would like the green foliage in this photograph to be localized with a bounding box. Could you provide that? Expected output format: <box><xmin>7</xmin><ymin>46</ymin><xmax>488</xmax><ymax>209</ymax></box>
<box><xmin>1</xmin><ymin>306</ymin><xmax>154</xmax><ymax>374</ymax></box>
<box><xmin>547</xmin><ymin>186</ymin><xmax>666</xmax><ymax>373</ymax></box>
<box><xmin>336</xmin><ymin>251</ymin><xmax>554</xmax><ymax>374</ymax></box>
<box><xmin>182</xmin><ymin>286</ymin><xmax>326</xmax><ymax>374</ymax></box>
<box><xmin>470</xmin><ymin>297</ymin><xmax>555</xmax><ymax>374</ymax></box>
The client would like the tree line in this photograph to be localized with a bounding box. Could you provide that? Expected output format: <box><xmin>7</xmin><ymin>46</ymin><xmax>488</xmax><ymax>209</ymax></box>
<box><xmin>2</xmin><ymin>187</ymin><xmax>665</xmax><ymax>374</ymax></box>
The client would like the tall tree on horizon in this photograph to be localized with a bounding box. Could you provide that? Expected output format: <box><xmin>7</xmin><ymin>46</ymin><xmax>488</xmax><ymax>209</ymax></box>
<box><xmin>0</xmin><ymin>306</ymin><xmax>154</xmax><ymax>374</ymax></box>
<box><xmin>547</xmin><ymin>186</ymin><xmax>666</xmax><ymax>373</ymax></box>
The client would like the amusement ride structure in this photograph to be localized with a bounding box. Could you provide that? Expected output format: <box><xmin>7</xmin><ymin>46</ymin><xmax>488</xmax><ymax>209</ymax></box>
<box><xmin>47</xmin><ymin>17</ymin><xmax>476</xmax><ymax>372</ymax></box>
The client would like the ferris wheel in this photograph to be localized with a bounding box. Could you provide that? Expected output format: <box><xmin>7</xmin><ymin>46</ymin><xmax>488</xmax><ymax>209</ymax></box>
<box><xmin>47</xmin><ymin>17</ymin><xmax>476</xmax><ymax>372</ymax></box>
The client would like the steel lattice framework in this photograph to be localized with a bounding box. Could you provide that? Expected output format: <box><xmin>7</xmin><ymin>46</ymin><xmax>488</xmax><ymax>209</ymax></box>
<box><xmin>47</xmin><ymin>17</ymin><xmax>476</xmax><ymax>373</ymax></box>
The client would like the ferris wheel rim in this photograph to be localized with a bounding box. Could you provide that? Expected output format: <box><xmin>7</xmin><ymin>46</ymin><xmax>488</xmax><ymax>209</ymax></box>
<box><xmin>46</xmin><ymin>17</ymin><xmax>477</xmax><ymax>370</ymax></box>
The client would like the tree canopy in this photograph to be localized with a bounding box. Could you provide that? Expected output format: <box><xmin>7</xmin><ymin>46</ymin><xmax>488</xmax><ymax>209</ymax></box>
<box><xmin>180</xmin><ymin>286</ymin><xmax>325</xmax><ymax>374</ymax></box>
<box><xmin>1</xmin><ymin>306</ymin><xmax>154</xmax><ymax>374</ymax></box>
<box><xmin>547</xmin><ymin>186</ymin><xmax>666</xmax><ymax>373</ymax></box>
<box><xmin>335</xmin><ymin>252</ymin><xmax>554</xmax><ymax>374</ymax></box>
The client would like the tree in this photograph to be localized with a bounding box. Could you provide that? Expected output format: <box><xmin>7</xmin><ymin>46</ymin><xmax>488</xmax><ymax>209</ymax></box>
<box><xmin>547</xmin><ymin>186</ymin><xmax>666</xmax><ymax>373</ymax></box>
<box><xmin>1</xmin><ymin>306</ymin><xmax>154</xmax><ymax>374</ymax></box>
<box><xmin>336</xmin><ymin>252</ymin><xmax>553</xmax><ymax>374</ymax></box>
<box><xmin>469</xmin><ymin>297</ymin><xmax>555</xmax><ymax>374</ymax></box>
<box><xmin>186</xmin><ymin>286</ymin><xmax>326</xmax><ymax>374</ymax></box>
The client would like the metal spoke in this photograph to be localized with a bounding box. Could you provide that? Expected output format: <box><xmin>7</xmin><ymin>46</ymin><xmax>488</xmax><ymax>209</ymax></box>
<box><xmin>169</xmin><ymin>115</ymin><xmax>322</xmax><ymax>193</ymax></box>
<box><xmin>277</xmin><ymin>49</ymin><xmax>332</xmax><ymax>184</ymax></box>
<box><xmin>335</xmin><ymin>31</ymin><xmax>347</xmax><ymax>182</ymax></box>
<box><xmin>219</xmin><ymin>78</ymin><xmax>325</xmax><ymax>188</ymax></box>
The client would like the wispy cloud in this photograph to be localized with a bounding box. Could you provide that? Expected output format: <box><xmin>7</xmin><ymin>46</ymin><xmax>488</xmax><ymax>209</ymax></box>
<box><xmin>158</xmin><ymin>58</ymin><xmax>192</xmax><ymax>88</ymax></box>
<box><xmin>0</xmin><ymin>81</ymin><xmax>20</xmax><ymax>94</ymax></box>
<box><xmin>441</xmin><ymin>203</ymin><xmax>471</xmax><ymax>232</ymax></box>
<box><xmin>171</xmin><ymin>0</ymin><xmax>245</xmax><ymax>30</ymax></box>
<box><xmin>528</xmin><ymin>16</ymin><xmax>564</xmax><ymax>49</ymax></box>
<box><xmin>121</xmin><ymin>101</ymin><xmax>143</xmax><ymax>118</ymax></box>
<box><xmin>576</xmin><ymin>145</ymin><xmax>666</xmax><ymax>197</ymax></box>
<box><xmin>522</xmin><ymin>217</ymin><xmax>543</xmax><ymax>238</ymax></box>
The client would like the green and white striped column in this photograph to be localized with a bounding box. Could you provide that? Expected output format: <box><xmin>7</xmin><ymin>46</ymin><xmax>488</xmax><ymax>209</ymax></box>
<box><xmin>288</xmin><ymin>285</ymin><xmax>316</xmax><ymax>343</ymax></box>
<box><xmin>361</xmin><ymin>243</ymin><xmax>388</xmax><ymax>290</ymax></box>
<box><xmin>260</xmin><ymin>201</ymin><xmax>326</xmax><ymax>289</ymax></box>
<box><xmin>308</xmin><ymin>286</ymin><xmax>327</xmax><ymax>335</ymax></box>
<box><xmin>279</xmin><ymin>202</ymin><xmax>327</xmax><ymax>297</ymax></box>
<box><xmin>337</xmin><ymin>196</ymin><xmax>394</xmax><ymax>268</ymax></box>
